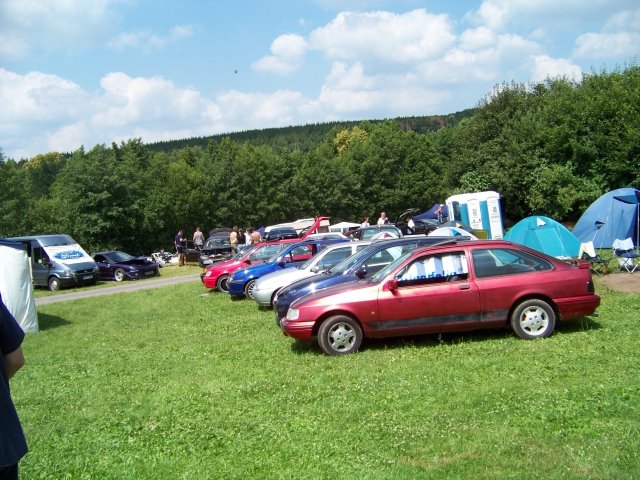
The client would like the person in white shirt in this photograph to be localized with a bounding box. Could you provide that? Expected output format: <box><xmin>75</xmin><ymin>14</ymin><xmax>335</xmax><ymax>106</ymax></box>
<box><xmin>377</xmin><ymin>212</ymin><xmax>389</xmax><ymax>225</ymax></box>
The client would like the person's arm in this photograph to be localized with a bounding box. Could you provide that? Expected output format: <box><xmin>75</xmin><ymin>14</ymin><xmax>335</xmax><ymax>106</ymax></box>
<box><xmin>3</xmin><ymin>346</ymin><xmax>25</xmax><ymax>379</ymax></box>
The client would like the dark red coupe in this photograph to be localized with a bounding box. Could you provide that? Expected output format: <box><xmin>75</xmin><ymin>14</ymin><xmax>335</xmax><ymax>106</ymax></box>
<box><xmin>280</xmin><ymin>240</ymin><xmax>601</xmax><ymax>355</ymax></box>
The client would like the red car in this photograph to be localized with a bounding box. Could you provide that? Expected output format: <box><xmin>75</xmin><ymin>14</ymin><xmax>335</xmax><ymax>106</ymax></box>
<box><xmin>202</xmin><ymin>216</ymin><xmax>331</xmax><ymax>291</ymax></box>
<box><xmin>280</xmin><ymin>240</ymin><xmax>601</xmax><ymax>355</ymax></box>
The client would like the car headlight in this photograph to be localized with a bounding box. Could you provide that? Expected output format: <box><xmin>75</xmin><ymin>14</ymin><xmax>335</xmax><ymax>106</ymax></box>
<box><xmin>287</xmin><ymin>308</ymin><xmax>299</xmax><ymax>320</ymax></box>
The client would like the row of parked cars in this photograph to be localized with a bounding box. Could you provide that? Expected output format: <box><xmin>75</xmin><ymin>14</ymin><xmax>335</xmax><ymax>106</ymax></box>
<box><xmin>200</xmin><ymin>222</ymin><xmax>602</xmax><ymax>355</ymax></box>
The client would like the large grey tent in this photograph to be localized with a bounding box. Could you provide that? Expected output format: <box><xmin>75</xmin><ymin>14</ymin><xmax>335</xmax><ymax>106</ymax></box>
<box><xmin>0</xmin><ymin>239</ymin><xmax>38</xmax><ymax>332</ymax></box>
<box><xmin>573</xmin><ymin>188</ymin><xmax>640</xmax><ymax>248</ymax></box>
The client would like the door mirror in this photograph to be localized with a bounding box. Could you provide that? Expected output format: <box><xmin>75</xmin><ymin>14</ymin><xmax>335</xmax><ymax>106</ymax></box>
<box><xmin>355</xmin><ymin>267</ymin><xmax>367</xmax><ymax>279</ymax></box>
<box><xmin>385</xmin><ymin>278</ymin><xmax>399</xmax><ymax>291</ymax></box>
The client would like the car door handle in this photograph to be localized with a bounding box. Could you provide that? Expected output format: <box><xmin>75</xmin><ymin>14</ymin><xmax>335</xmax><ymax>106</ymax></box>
<box><xmin>459</xmin><ymin>284</ymin><xmax>471</xmax><ymax>290</ymax></box>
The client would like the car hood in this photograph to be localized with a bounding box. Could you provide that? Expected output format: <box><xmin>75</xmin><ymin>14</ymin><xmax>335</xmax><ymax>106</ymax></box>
<box><xmin>291</xmin><ymin>279</ymin><xmax>370</xmax><ymax>308</ymax></box>
<box><xmin>277</xmin><ymin>270</ymin><xmax>344</xmax><ymax>300</ymax></box>
<box><xmin>255</xmin><ymin>266</ymin><xmax>310</xmax><ymax>289</ymax></box>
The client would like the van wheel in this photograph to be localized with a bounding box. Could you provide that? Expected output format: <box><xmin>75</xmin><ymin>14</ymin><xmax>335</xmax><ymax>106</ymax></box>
<box><xmin>114</xmin><ymin>268</ymin><xmax>125</xmax><ymax>282</ymax></box>
<box><xmin>48</xmin><ymin>277</ymin><xmax>61</xmax><ymax>291</ymax></box>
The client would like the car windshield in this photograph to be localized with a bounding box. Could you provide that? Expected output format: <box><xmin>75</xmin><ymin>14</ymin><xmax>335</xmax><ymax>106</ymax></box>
<box><xmin>205</xmin><ymin>236</ymin><xmax>228</xmax><ymax>248</ymax></box>
<box><xmin>105</xmin><ymin>251</ymin><xmax>134</xmax><ymax>262</ymax></box>
<box><xmin>369</xmin><ymin>250</ymin><xmax>415</xmax><ymax>282</ymax></box>
<box><xmin>327</xmin><ymin>243</ymin><xmax>381</xmax><ymax>274</ymax></box>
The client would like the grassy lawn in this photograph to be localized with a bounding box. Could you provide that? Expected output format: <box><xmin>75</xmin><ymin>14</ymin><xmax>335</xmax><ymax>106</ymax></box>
<box><xmin>15</xmin><ymin>277</ymin><xmax>640</xmax><ymax>479</ymax></box>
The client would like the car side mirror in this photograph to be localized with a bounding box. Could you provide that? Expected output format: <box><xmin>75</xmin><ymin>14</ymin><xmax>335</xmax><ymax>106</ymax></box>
<box><xmin>385</xmin><ymin>278</ymin><xmax>399</xmax><ymax>291</ymax></box>
<box><xmin>355</xmin><ymin>267</ymin><xmax>367</xmax><ymax>279</ymax></box>
<box><xmin>277</xmin><ymin>259</ymin><xmax>286</xmax><ymax>267</ymax></box>
<box><xmin>310</xmin><ymin>265</ymin><xmax>320</xmax><ymax>273</ymax></box>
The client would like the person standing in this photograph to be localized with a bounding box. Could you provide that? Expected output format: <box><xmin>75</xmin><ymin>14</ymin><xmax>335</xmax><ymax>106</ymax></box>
<box><xmin>0</xmin><ymin>296</ymin><xmax>28</xmax><ymax>480</ymax></box>
<box><xmin>229</xmin><ymin>226</ymin><xmax>239</xmax><ymax>255</ymax></box>
<box><xmin>377</xmin><ymin>212</ymin><xmax>389</xmax><ymax>225</ymax></box>
<box><xmin>250</xmin><ymin>228</ymin><xmax>262</xmax><ymax>244</ymax></box>
<box><xmin>175</xmin><ymin>229</ymin><xmax>187</xmax><ymax>266</ymax></box>
<box><xmin>193</xmin><ymin>227</ymin><xmax>205</xmax><ymax>251</ymax></box>
<box><xmin>361</xmin><ymin>216</ymin><xmax>370</xmax><ymax>227</ymax></box>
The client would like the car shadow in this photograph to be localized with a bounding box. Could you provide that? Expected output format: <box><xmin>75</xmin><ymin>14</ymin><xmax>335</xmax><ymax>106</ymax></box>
<box><xmin>288</xmin><ymin>316</ymin><xmax>603</xmax><ymax>355</ymax></box>
<box><xmin>37</xmin><ymin>312</ymin><xmax>70</xmax><ymax>331</ymax></box>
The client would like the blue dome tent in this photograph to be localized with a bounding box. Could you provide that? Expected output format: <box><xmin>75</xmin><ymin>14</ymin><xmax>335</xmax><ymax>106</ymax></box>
<box><xmin>504</xmin><ymin>216</ymin><xmax>581</xmax><ymax>258</ymax></box>
<box><xmin>573</xmin><ymin>188</ymin><xmax>640</xmax><ymax>248</ymax></box>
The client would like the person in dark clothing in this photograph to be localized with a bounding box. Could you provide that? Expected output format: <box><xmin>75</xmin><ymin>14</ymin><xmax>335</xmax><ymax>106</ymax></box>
<box><xmin>0</xmin><ymin>296</ymin><xmax>28</xmax><ymax>480</ymax></box>
<box><xmin>174</xmin><ymin>229</ymin><xmax>187</xmax><ymax>266</ymax></box>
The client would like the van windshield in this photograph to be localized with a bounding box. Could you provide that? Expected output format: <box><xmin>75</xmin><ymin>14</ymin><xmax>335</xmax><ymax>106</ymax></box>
<box><xmin>39</xmin><ymin>235</ymin><xmax>76</xmax><ymax>247</ymax></box>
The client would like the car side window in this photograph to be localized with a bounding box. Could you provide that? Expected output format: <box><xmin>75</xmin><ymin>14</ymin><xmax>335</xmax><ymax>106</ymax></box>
<box><xmin>397</xmin><ymin>252</ymin><xmax>468</xmax><ymax>286</ymax></box>
<box><xmin>472</xmin><ymin>248</ymin><xmax>552</xmax><ymax>278</ymax></box>
<box><xmin>94</xmin><ymin>255</ymin><xmax>105</xmax><ymax>263</ymax></box>
<box><xmin>363</xmin><ymin>249</ymin><xmax>396</xmax><ymax>275</ymax></box>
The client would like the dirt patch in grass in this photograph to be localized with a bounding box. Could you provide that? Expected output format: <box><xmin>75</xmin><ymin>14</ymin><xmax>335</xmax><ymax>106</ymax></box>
<box><xmin>596</xmin><ymin>271</ymin><xmax>640</xmax><ymax>293</ymax></box>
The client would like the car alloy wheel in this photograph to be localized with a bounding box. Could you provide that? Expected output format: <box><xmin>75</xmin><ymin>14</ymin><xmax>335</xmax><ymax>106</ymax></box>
<box><xmin>244</xmin><ymin>280</ymin><xmax>256</xmax><ymax>299</ymax></box>
<box><xmin>114</xmin><ymin>268</ymin><xmax>125</xmax><ymax>282</ymax></box>
<box><xmin>216</xmin><ymin>275</ymin><xmax>229</xmax><ymax>292</ymax></box>
<box><xmin>510</xmin><ymin>299</ymin><xmax>556</xmax><ymax>339</ymax></box>
<box><xmin>318</xmin><ymin>315</ymin><xmax>363</xmax><ymax>355</ymax></box>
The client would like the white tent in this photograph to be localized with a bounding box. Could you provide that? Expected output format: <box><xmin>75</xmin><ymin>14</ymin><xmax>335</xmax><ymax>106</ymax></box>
<box><xmin>0</xmin><ymin>239</ymin><xmax>38</xmax><ymax>332</ymax></box>
<box><xmin>329</xmin><ymin>221</ymin><xmax>360</xmax><ymax>233</ymax></box>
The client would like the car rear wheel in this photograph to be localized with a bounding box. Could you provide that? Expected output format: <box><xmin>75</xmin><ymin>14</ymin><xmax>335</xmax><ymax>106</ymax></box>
<box><xmin>510</xmin><ymin>299</ymin><xmax>556</xmax><ymax>339</ymax></box>
<box><xmin>48</xmin><ymin>276</ymin><xmax>61</xmax><ymax>291</ymax></box>
<box><xmin>318</xmin><ymin>315</ymin><xmax>363</xmax><ymax>355</ymax></box>
<box><xmin>216</xmin><ymin>275</ymin><xmax>229</xmax><ymax>292</ymax></box>
<box><xmin>244</xmin><ymin>280</ymin><xmax>256</xmax><ymax>299</ymax></box>
<box><xmin>114</xmin><ymin>268</ymin><xmax>125</xmax><ymax>282</ymax></box>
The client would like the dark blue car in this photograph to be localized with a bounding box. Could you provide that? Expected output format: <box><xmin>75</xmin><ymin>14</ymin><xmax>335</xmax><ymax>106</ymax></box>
<box><xmin>273</xmin><ymin>236</ymin><xmax>466</xmax><ymax>322</ymax></box>
<box><xmin>227</xmin><ymin>238</ymin><xmax>348</xmax><ymax>299</ymax></box>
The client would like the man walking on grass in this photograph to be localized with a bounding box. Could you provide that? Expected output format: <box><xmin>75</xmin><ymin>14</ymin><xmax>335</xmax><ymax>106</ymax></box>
<box><xmin>0</xmin><ymin>296</ymin><xmax>28</xmax><ymax>480</ymax></box>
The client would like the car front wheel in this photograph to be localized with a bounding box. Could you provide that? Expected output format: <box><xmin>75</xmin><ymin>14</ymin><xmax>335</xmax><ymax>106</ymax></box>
<box><xmin>244</xmin><ymin>280</ymin><xmax>256</xmax><ymax>299</ymax></box>
<box><xmin>216</xmin><ymin>275</ymin><xmax>229</xmax><ymax>292</ymax></box>
<box><xmin>510</xmin><ymin>299</ymin><xmax>556</xmax><ymax>339</ymax></box>
<box><xmin>318</xmin><ymin>315</ymin><xmax>363</xmax><ymax>355</ymax></box>
<box><xmin>114</xmin><ymin>268</ymin><xmax>125</xmax><ymax>282</ymax></box>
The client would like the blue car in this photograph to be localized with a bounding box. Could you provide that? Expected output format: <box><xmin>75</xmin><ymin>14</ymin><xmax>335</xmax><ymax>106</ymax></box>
<box><xmin>273</xmin><ymin>236</ymin><xmax>467</xmax><ymax>322</ymax></box>
<box><xmin>227</xmin><ymin>238</ymin><xmax>348</xmax><ymax>299</ymax></box>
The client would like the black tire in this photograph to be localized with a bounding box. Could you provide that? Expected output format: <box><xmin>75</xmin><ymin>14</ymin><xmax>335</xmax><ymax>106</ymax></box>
<box><xmin>510</xmin><ymin>299</ymin><xmax>556</xmax><ymax>339</ymax></box>
<box><xmin>48</xmin><ymin>277</ymin><xmax>61</xmax><ymax>291</ymax></box>
<box><xmin>317</xmin><ymin>315</ymin><xmax>363</xmax><ymax>355</ymax></box>
<box><xmin>244</xmin><ymin>280</ymin><xmax>256</xmax><ymax>299</ymax></box>
<box><xmin>216</xmin><ymin>275</ymin><xmax>229</xmax><ymax>292</ymax></box>
<box><xmin>114</xmin><ymin>268</ymin><xmax>125</xmax><ymax>282</ymax></box>
<box><xmin>269</xmin><ymin>289</ymin><xmax>281</xmax><ymax>308</ymax></box>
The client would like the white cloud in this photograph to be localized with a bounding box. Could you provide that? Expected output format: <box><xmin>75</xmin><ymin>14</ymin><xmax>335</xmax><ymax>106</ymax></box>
<box><xmin>573</xmin><ymin>9</ymin><xmax>640</xmax><ymax>59</ymax></box>
<box><xmin>252</xmin><ymin>34</ymin><xmax>309</xmax><ymax>74</ymax></box>
<box><xmin>309</xmin><ymin>9</ymin><xmax>456</xmax><ymax>64</ymax></box>
<box><xmin>0</xmin><ymin>0</ymin><xmax>119</xmax><ymax>58</ymax></box>
<box><xmin>107</xmin><ymin>24</ymin><xmax>195</xmax><ymax>53</ymax></box>
<box><xmin>573</xmin><ymin>32</ymin><xmax>640</xmax><ymax>59</ymax></box>
<box><xmin>530</xmin><ymin>55</ymin><xmax>582</xmax><ymax>83</ymax></box>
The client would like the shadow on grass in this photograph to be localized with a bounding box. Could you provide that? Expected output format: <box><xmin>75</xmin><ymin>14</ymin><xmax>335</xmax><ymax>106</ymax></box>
<box><xmin>288</xmin><ymin>316</ymin><xmax>603</xmax><ymax>355</ymax></box>
<box><xmin>37</xmin><ymin>312</ymin><xmax>70</xmax><ymax>331</ymax></box>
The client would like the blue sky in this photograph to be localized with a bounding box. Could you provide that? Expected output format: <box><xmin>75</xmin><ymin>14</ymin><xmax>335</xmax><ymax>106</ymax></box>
<box><xmin>1</xmin><ymin>0</ymin><xmax>638</xmax><ymax>160</ymax></box>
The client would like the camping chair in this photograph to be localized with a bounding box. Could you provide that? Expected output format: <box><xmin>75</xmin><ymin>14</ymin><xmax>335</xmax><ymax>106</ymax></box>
<box><xmin>612</xmin><ymin>238</ymin><xmax>640</xmax><ymax>273</ymax></box>
<box><xmin>578</xmin><ymin>241</ymin><xmax>609</xmax><ymax>275</ymax></box>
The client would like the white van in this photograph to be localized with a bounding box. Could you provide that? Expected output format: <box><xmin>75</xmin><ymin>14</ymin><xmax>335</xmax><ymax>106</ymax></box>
<box><xmin>8</xmin><ymin>234</ymin><xmax>100</xmax><ymax>291</ymax></box>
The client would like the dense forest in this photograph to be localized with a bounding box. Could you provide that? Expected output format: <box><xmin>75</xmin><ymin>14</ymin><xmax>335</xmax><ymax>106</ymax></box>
<box><xmin>1</xmin><ymin>66</ymin><xmax>638</xmax><ymax>254</ymax></box>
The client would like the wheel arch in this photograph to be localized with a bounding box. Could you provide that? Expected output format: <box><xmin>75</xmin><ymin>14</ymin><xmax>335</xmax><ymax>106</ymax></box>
<box><xmin>507</xmin><ymin>294</ymin><xmax>559</xmax><ymax>323</ymax></box>
<box><xmin>311</xmin><ymin>310</ymin><xmax>364</xmax><ymax>338</ymax></box>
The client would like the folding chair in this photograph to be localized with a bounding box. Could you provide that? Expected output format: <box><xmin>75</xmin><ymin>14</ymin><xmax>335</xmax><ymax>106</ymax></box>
<box><xmin>612</xmin><ymin>238</ymin><xmax>640</xmax><ymax>273</ymax></box>
<box><xmin>578</xmin><ymin>241</ymin><xmax>609</xmax><ymax>275</ymax></box>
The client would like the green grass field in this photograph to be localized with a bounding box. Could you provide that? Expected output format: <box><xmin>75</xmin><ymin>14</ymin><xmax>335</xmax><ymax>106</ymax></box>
<box><xmin>15</xmin><ymin>277</ymin><xmax>640</xmax><ymax>479</ymax></box>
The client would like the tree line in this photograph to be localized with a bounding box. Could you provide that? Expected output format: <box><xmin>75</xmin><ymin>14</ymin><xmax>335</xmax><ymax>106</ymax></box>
<box><xmin>1</xmin><ymin>65</ymin><xmax>638</xmax><ymax>254</ymax></box>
